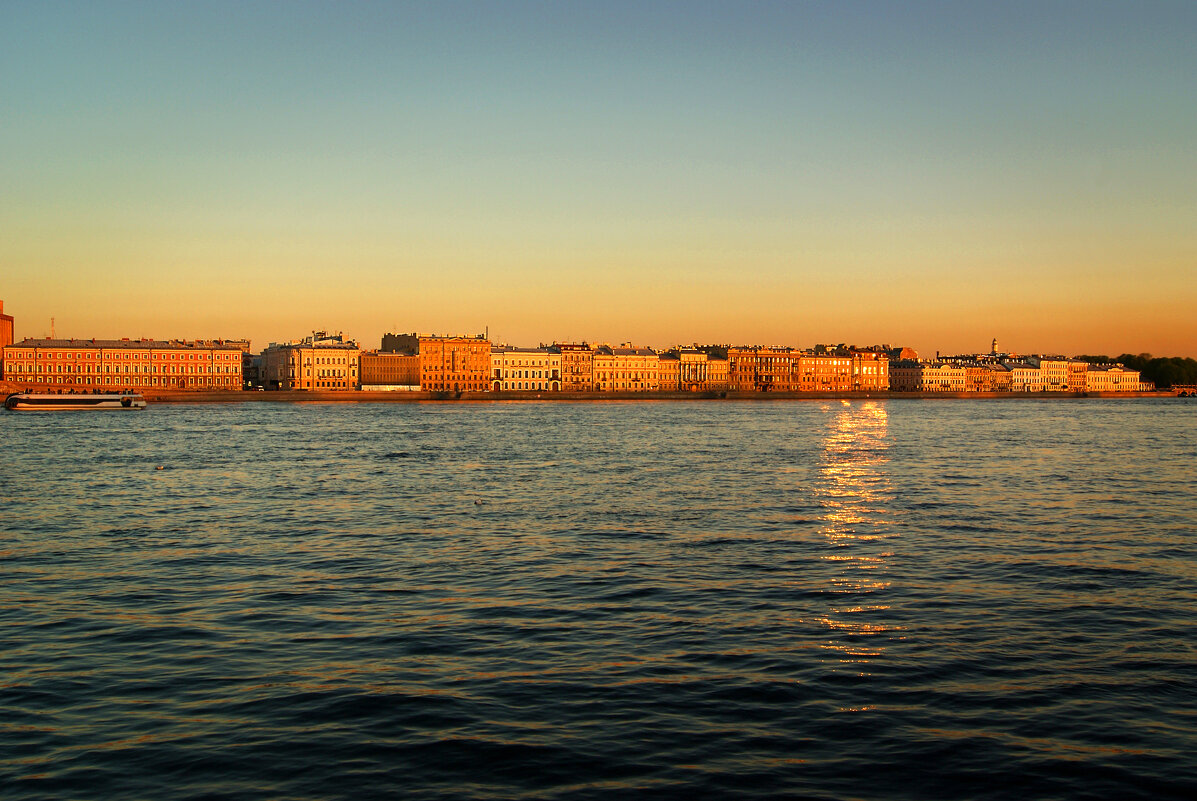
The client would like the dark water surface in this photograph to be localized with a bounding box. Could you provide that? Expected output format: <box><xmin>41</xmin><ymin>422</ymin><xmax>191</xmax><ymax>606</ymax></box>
<box><xmin>2</xmin><ymin>399</ymin><xmax>1195</xmax><ymax>800</ymax></box>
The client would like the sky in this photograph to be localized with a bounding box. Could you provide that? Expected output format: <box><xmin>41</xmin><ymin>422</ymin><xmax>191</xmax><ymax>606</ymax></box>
<box><xmin>2</xmin><ymin>1</ymin><xmax>1194</xmax><ymax>357</ymax></box>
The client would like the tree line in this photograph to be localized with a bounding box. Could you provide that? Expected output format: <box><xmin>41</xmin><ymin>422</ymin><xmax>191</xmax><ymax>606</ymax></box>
<box><xmin>1075</xmin><ymin>354</ymin><xmax>1197</xmax><ymax>388</ymax></box>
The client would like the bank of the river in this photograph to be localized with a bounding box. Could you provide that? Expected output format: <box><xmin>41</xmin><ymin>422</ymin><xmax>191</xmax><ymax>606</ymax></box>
<box><xmin>130</xmin><ymin>389</ymin><xmax>1176</xmax><ymax>403</ymax></box>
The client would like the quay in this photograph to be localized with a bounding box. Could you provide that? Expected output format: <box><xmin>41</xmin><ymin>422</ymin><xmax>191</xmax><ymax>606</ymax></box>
<box><xmin>132</xmin><ymin>389</ymin><xmax>1176</xmax><ymax>404</ymax></box>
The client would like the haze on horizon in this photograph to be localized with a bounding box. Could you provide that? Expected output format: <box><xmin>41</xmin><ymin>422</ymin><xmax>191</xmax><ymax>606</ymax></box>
<box><xmin>2</xmin><ymin>1</ymin><xmax>1194</xmax><ymax>359</ymax></box>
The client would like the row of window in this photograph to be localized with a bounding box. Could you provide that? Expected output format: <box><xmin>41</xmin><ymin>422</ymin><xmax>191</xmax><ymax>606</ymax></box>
<box><xmin>19</xmin><ymin>376</ymin><xmax>238</xmax><ymax>386</ymax></box>
<box><xmin>496</xmin><ymin>381</ymin><xmax>559</xmax><ymax>390</ymax></box>
<box><xmin>5</xmin><ymin>351</ymin><xmax>238</xmax><ymax>361</ymax></box>
<box><xmin>5</xmin><ymin>363</ymin><xmax>238</xmax><ymax>374</ymax></box>
<box><xmin>494</xmin><ymin>369</ymin><xmax>559</xmax><ymax>379</ymax></box>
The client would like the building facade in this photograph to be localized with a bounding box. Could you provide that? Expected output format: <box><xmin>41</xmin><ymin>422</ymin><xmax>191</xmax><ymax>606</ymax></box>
<box><xmin>658</xmin><ymin>353</ymin><xmax>681</xmax><ymax>391</ymax></box>
<box><xmin>0</xmin><ymin>301</ymin><xmax>13</xmax><ymax>379</ymax></box>
<box><xmin>1066</xmin><ymin>360</ymin><xmax>1088</xmax><ymax>392</ymax></box>
<box><xmin>491</xmin><ymin>346</ymin><xmax>561</xmax><ymax>391</ymax></box>
<box><xmin>849</xmin><ymin>351</ymin><xmax>889</xmax><ymax>391</ymax></box>
<box><xmin>556</xmin><ymin>343</ymin><xmax>594</xmax><ymax>391</ymax></box>
<box><xmin>1033</xmin><ymin>358</ymin><xmax>1070</xmax><ymax>391</ymax></box>
<box><xmin>419</xmin><ymin>335</ymin><xmax>490</xmax><ymax>392</ymax></box>
<box><xmin>1085</xmin><ymin>365</ymin><xmax>1141</xmax><ymax>393</ymax></box>
<box><xmin>610</xmin><ymin>346</ymin><xmax>659</xmax><ymax>391</ymax></box>
<box><xmin>359</xmin><ymin>352</ymin><xmax>420</xmax><ymax>390</ymax></box>
<box><xmin>2</xmin><ymin>338</ymin><xmax>245</xmax><ymax>391</ymax></box>
<box><xmin>727</xmin><ymin>346</ymin><xmax>798</xmax><ymax>392</ymax></box>
<box><xmin>889</xmin><ymin>361</ymin><xmax>967</xmax><ymax>392</ymax></box>
<box><xmin>795</xmin><ymin>353</ymin><xmax>853</xmax><ymax>392</ymax></box>
<box><xmin>1008</xmin><ymin>363</ymin><xmax>1043</xmax><ymax>392</ymax></box>
<box><xmin>707</xmin><ymin>357</ymin><xmax>729</xmax><ymax>391</ymax></box>
<box><xmin>260</xmin><ymin>332</ymin><xmax>360</xmax><ymax>391</ymax></box>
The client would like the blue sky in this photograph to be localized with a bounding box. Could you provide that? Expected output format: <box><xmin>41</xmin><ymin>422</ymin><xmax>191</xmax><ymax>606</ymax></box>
<box><xmin>3</xmin><ymin>1</ymin><xmax>1194</xmax><ymax>355</ymax></box>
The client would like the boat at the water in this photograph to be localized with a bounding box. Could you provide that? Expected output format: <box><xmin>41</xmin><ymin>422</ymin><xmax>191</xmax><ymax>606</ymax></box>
<box><xmin>4</xmin><ymin>392</ymin><xmax>147</xmax><ymax>411</ymax></box>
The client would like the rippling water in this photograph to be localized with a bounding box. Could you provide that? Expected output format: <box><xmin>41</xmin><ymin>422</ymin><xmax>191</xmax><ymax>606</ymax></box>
<box><xmin>2</xmin><ymin>399</ymin><xmax>1195</xmax><ymax>800</ymax></box>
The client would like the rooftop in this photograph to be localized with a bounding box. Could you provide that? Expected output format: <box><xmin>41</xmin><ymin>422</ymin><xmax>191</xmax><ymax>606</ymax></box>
<box><xmin>8</xmin><ymin>338</ymin><xmax>246</xmax><ymax>351</ymax></box>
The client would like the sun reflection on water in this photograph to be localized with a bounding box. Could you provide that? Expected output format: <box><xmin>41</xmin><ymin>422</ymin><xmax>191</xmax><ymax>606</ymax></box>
<box><xmin>812</xmin><ymin>402</ymin><xmax>904</xmax><ymax>667</ymax></box>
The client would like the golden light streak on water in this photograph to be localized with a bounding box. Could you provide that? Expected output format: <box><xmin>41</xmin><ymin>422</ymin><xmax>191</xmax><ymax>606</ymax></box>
<box><xmin>814</xmin><ymin>402</ymin><xmax>904</xmax><ymax>663</ymax></box>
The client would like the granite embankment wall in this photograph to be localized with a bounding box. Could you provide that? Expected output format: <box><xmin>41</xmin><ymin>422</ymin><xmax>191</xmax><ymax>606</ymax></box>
<box><xmin>0</xmin><ymin>381</ymin><xmax>1173</xmax><ymax>403</ymax></box>
<box><xmin>134</xmin><ymin>389</ymin><xmax>1174</xmax><ymax>404</ymax></box>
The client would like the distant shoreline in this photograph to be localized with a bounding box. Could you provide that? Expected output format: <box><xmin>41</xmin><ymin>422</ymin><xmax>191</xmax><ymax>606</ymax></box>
<box><xmin>126</xmin><ymin>389</ymin><xmax>1175</xmax><ymax>404</ymax></box>
<box><xmin>1</xmin><ymin>383</ymin><xmax>1178</xmax><ymax>405</ymax></box>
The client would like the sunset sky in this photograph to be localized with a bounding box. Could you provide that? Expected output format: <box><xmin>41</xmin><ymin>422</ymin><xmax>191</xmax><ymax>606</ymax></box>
<box><xmin>3</xmin><ymin>1</ymin><xmax>1194</xmax><ymax>357</ymax></box>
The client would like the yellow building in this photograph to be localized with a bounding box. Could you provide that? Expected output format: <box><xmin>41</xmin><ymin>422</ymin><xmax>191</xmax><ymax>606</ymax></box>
<box><xmin>1008</xmin><ymin>362</ymin><xmax>1043</xmax><ymax>392</ymax></box>
<box><xmin>491</xmin><ymin>346</ymin><xmax>561</xmax><ymax>391</ymax></box>
<box><xmin>658</xmin><ymin>352</ymin><xmax>681</xmax><ymax>391</ymax></box>
<box><xmin>1086</xmin><ymin>365</ymin><xmax>1141</xmax><ymax>393</ymax></box>
<box><xmin>592</xmin><ymin>345</ymin><xmax>659</xmax><ymax>392</ymax></box>
<box><xmin>707</xmin><ymin>357</ymin><xmax>729</xmax><ymax>391</ymax></box>
<box><xmin>1034</xmin><ymin>358</ymin><xmax>1070</xmax><ymax>391</ymax></box>
<box><xmin>989</xmin><ymin>365</ymin><xmax>1014</xmax><ymax>392</ymax></box>
<box><xmin>1066</xmin><ymin>360</ymin><xmax>1088</xmax><ymax>392</ymax></box>
<box><xmin>888</xmin><ymin>361</ymin><xmax>966</xmax><ymax>392</ymax></box>
<box><xmin>1111</xmin><ymin>367</ymin><xmax>1141</xmax><ymax>391</ymax></box>
<box><xmin>260</xmin><ymin>332</ymin><xmax>359</xmax><ymax>391</ymax></box>
<box><xmin>3</xmin><ymin>338</ymin><xmax>245</xmax><ymax>391</ymax></box>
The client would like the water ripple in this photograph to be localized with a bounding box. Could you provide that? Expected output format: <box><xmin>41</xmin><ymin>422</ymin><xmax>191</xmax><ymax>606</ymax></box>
<box><xmin>1</xmin><ymin>399</ymin><xmax>1195</xmax><ymax>799</ymax></box>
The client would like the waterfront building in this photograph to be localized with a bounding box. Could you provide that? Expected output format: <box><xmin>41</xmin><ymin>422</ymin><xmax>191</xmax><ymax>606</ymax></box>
<box><xmin>964</xmin><ymin>364</ymin><xmax>994</xmax><ymax>393</ymax></box>
<box><xmin>1085</xmin><ymin>365</ymin><xmax>1141</xmax><ymax>393</ymax></box>
<box><xmin>592</xmin><ymin>345</ymin><xmax>615</xmax><ymax>391</ymax></box>
<box><xmin>555</xmin><ymin>343</ymin><xmax>594</xmax><ymax>391</ymax></box>
<box><xmin>1086</xmin><ymin>366</ymin><xmax>1114</xmax><ymax>393</ymax></box>
<box><xmin>612</xmin><ymin>346</ymin><xmax>660</xmax><ymax>392</ymax></box>
<box><xmin>926</xmin><ymin>362</ymin><xmax>967</xmax><ymax>391</ymax></box>
<box><xmin>707</xmin><ymin>356</ymin><xmax>729</xmax><ymax>391</ymax></box>
<box><xmin>260</xmin><ymin>332</ymin><xmax>359</xmax><ymax>391</ymax></box>
<box><xmin>889</xmin><ymin>361</ymin><xmax>966</xmax><ymax>392</ymax></box>
<box><xmin>420</xmin><ymin>334</ymin><xmax>490</xmax><ymax>392</ymax></box>
<box><xmin>727</xmin><ymin>345</ymin><xmax>886</xmax><ymax>393</ymax></box>
<box><xmin>1113</xmin><ymin>367</ymin><xmax>1142</xmax><ymax>392</ymax></box>
<box><xmin>491</xmin><ymin>345</ymin><xmax>561</xmax><ymax>391</ymax></box>
<box><xmin>1007</xmin><ymin>362</ymin><xmax>1043</xmax><ymax>392</ymax></box>
<box><xmin>591</xmin><ymin>345</ymin><xmax>660</xmax><ymax>392</ymax></box>
<box><xmin>728</xmin><ymin>346</ymin><xmax>797</xmax><ymax>392</ymax></box>
<box><xmin>1032</xmin><ymin>357</ymin><xmax>1070</xmax><ymax>391</ymax></box>
<box><xmin>849</xmin><ymin>350</ymin><xmax>889</xmax><ymax>392</ymax></box>
<box><xmin>679</xmin><ymin>349</ymin><xmax>716</xmax><ymax>391</ymax></box>
<box><xmin>658</xmin><ymin>352</ymin><xmax>681</xmax><ymax>391</ymax></box>
<box><xmin>1066</xmin><ymin>360</ymin><xmax>1088</xmax><ymax>392</ymax></box>
<box><xmin>0</xmin><ymin>301</ymin><xmax>13</xmax><ymax>378</ymax></box>
<box><xmin>795</xmin><ymin>353</ymin><xmax>853</xmax><ymax>392</ymax></box>
<box><xmin>359</xmin><ymin>351</ymin><xmax>420</xmax><ymax>390</ymax></box>
<box><xmin>888</xmin><ymin>360</ymin><xmax>921</xmax><ymax>392</ymax></box>
<box><xmin>3</xmin><ymin>337</ymin><xmax>245</xmax><ymax>391</ymax></box>
<box><xmin>989</xmin><ymin>364</ymin><xmax>1014</xmax><ymax>392</ymax></box>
